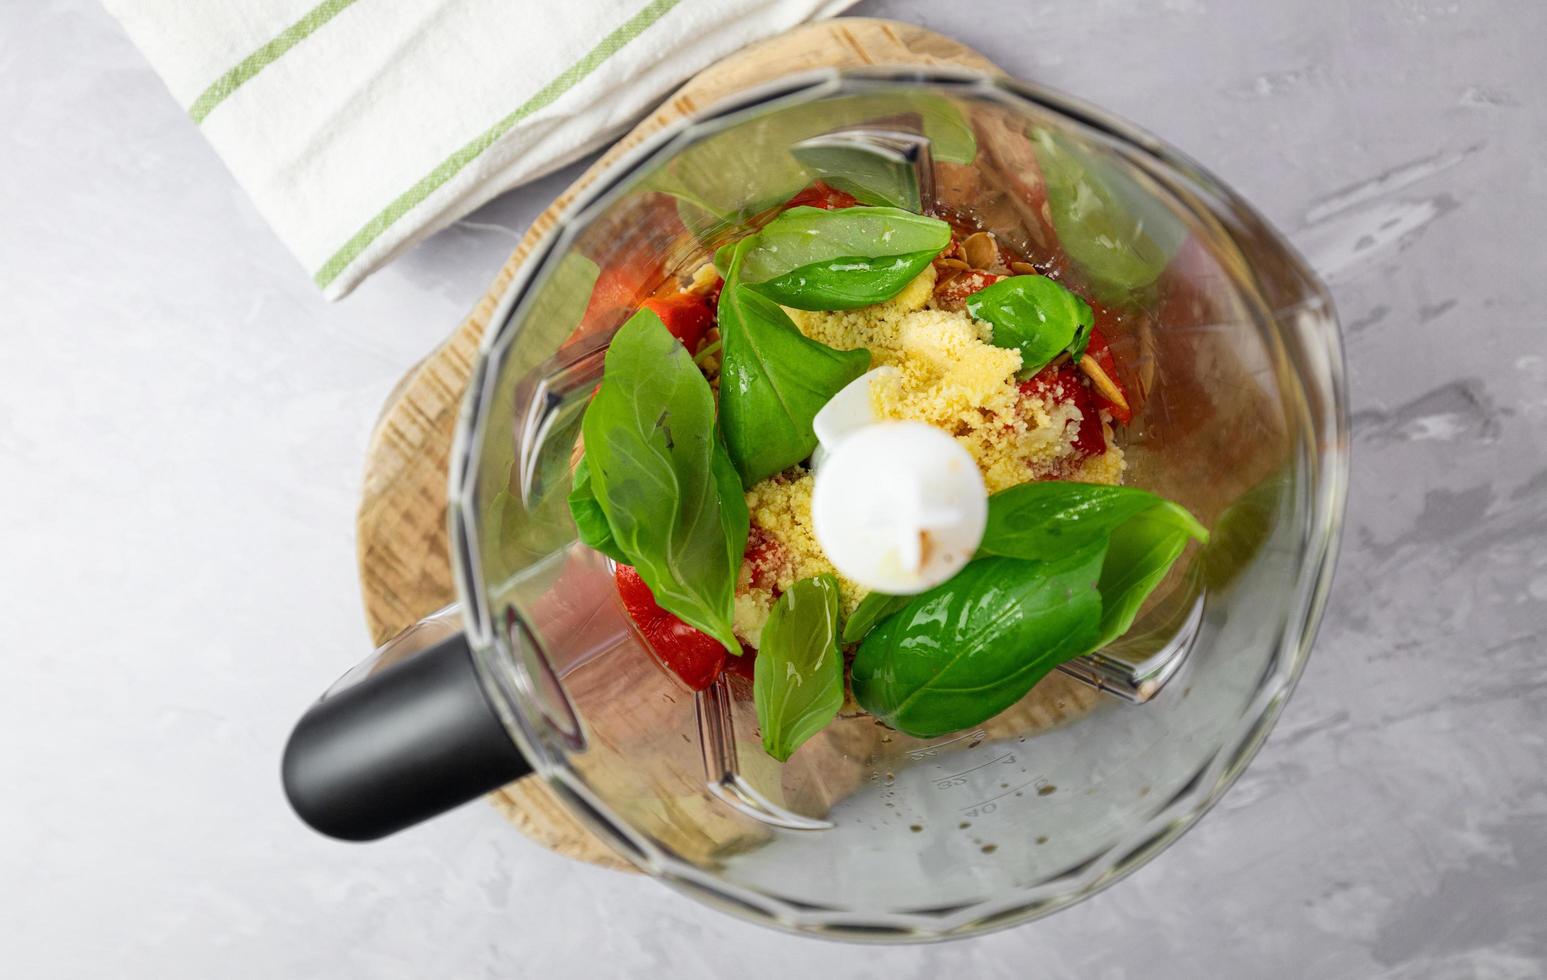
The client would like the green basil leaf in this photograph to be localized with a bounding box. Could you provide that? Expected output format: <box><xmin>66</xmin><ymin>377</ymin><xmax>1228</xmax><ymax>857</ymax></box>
<box><xmin>852</xmin><ymin>548</ymin><xmax>1106</xmax><ymax>738</ymax></box>
<box><xmin>1031</xmin><ymin>129</ymin><xmax>1185</xmax><ymax>300</ymax></box>
<box><xmin>967</xmin><ymin>274</ymin><xmax>1095</xmax><ymax>376</ymax></box>
<box><xmin>567</xmin><ymin>454</ymin><xmax>628</xmax><ymax>564</ymax></box>
<box><xmin>737</xmin><ymin>206</ymin><xmax>951</xmax><ymax>310</ymax></box>
<box><xmin>840</xmin><ymin>590</ymin><xmax>910</xmax><ymax>646</ymax></box>
<box><xmin>979</xmin><ymin>482</ymin><xmax>1163</xmax><ymax>562</ymax></box>
<box><xmin>753</xmin><ymin>574</ymin><xmax>846</xmax><ymax>762</ymax></box>
<box><xmin>752</xmin><ymin>253</ymin><xmax>939</xmax><ymax>311</ymax></box>
<box><xmin>710</xmin><ymin>431</ymin><xmax>750</xmax><ymax>585</ymax></box>
<box><xmin>1092</xmin><ymin>500</ymin><xmax>1208</xmax><ymax>650</ymax></box>
<box><xmin>718</xmin><ymin>240</ymin><xmax>871</xmax><ymax>485</ymax></box>
<box><xmin>582</xmin><ymin>308</ymin><xmax>747</xmax><ymax>651</ymax></box>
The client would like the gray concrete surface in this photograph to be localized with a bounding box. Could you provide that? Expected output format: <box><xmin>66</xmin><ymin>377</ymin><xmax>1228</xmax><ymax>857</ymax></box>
<box><xmin>2</xmin><ymin>0</ymin><xmax>1543</xmax><ymax>976</ymax></box>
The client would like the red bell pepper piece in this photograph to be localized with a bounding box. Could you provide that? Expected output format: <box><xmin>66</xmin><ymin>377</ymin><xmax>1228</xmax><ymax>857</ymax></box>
<box><xmin>641</xmin><ymin>291</ymin><xmax>716</xmax><ymax>354</ymax></box>
<box><xmin>613</xmin><ymin>564</ymin><xmax>727</xmax><ymax>691</ymax></box>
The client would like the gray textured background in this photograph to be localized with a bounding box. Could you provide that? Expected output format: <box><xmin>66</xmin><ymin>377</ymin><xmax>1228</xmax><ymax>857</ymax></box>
<box><xmin>3</xmin><ymin>0</ymin><xmax>1544</xmax><ymax>976</ymax></box>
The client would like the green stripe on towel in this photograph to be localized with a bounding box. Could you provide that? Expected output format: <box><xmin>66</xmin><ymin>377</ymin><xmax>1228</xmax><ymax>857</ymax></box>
<box><xmin>188</xmin><ymin>0</ymin><xmax>360</xmax><ymax>124</ymax></box>
<box><xmin>313</xmin><ymin>0</ymin><xmax>682</xmax><ymax>291</ymax></box>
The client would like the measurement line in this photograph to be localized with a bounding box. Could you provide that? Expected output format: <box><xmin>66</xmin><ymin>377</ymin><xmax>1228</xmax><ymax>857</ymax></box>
<box><xmin>907</xmin><ymin>729</ymin><xmax>988</xmax><ymax>761</ymax></box>
<box><xmin>939</xmin><ymin>752</ymin><xmax>1014</xmax><ymax>782</ymax></box>
<box><xmin>961</xmin><ymin>777</ymin><xmax>1042</xmax><ymax>812</ymax></box>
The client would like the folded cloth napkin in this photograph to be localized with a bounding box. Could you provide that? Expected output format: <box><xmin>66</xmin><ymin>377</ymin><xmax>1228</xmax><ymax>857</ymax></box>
<box><xmin>104</xmin><ymin>0</ymin><xmax>855</xmax><ymax>299</ymax></box>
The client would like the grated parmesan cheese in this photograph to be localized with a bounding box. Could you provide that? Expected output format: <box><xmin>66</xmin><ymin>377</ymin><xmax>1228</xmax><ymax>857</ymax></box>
<box><xmin>733</xmin><ymin>265</ymin><xmax>1125</xmax><ymax>647</ymax></box>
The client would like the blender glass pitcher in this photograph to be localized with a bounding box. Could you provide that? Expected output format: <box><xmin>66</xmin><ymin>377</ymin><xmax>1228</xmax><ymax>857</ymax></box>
<box><xmin>283</xmin><ymin>68</ymin><xmax>1347</xmax><ymax>941</ymax></box>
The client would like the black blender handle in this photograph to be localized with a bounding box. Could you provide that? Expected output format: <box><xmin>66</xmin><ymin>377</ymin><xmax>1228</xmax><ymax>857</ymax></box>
<box><xmin>282</xmin><ymin>631</ymin><xmax>533</xmax><ymax>841</ymax></box>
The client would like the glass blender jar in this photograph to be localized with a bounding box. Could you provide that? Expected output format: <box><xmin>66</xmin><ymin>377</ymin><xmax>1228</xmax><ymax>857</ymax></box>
<box><xmin>283</xmin><ymin>68</ymin><xmax>1347</xmax><ymax>941</ymax></box>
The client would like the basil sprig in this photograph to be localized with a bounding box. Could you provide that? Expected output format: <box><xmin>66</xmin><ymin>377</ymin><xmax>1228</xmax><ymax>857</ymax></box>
<box><xmin>852</xmin><ymin>548</ymin><xmax>1107</xmax><ymax>739</ymax></box>
<box><xmin>852</xmin><ymin>484</ymin><xmax>1208</xmax><ymax>737</ymax></box>
<box><xmin>967</xmin><ymin>274</ymin><xmax>1095</xmax><ymax>376</ymax></box>
<box><xmin>735</xmin><ymin>206</ymin><xmax>951</xmax><ymax>311</ymax></box>
<box><xmin>578</xmin><ymin>308</ymin><xmax>747</xmax><ymax>652</ymax></box>
<box><xmin>981</xmin><ymin>481</ymin><xmax>1209</xmax><ymax>652</ymax></box>
<box><xmin>753</xmin><ymin>574</ymin><xmax>846</xmax><ymax>762</ymax></box>
<box><xmin>717</xmin><ymin>237</ymin><xmax>871</xmax><ymax>485</ymax></box>
<box><xmin>977</xmin><ymin>482</ymin><xmax>1164</xmax><ymax>561</ymax></box>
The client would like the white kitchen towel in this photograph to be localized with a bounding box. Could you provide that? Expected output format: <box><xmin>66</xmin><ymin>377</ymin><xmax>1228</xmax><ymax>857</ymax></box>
<box><xmin>104</xmin><ymin>0</ymin><xmax>856</xmax><ymax>300</ymax></box>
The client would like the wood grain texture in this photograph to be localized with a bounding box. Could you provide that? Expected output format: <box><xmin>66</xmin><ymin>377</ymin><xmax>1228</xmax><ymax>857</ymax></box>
<box><xmin>355</xmin><ymin>18</ymin><xmax>1010</xmax><ymax>869</ymax></box>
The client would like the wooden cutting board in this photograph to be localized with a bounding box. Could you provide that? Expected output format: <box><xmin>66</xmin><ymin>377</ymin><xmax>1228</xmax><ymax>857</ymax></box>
<box><xmin>355</xmin><ymin>18</ymin><xmax>1004</xmax><ymax>869</ymax></box>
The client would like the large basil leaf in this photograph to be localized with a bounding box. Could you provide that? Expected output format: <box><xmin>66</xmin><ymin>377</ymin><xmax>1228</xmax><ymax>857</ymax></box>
<box><xmin>852</xmin><ymin>548</ymin><xmax>1106</xmax><ymax>738</ymax></box>
<box><xmin>718</xmin><ymin>240</ymin><xmax>871</xmax><ymax>485</ymax></box>
<box><xmin>967</xmin><ymin>274</ymin><xmax>1095</xmax><ymax>376</ymax></box>
<box><xmin>753</xmin><ymin>574</ymin><xmax>846</xmax><ymax>762</ymax></box>
<box><xmin>582</xmin><ymin>309</ymin><xmax>747</xmax><ymax>651</ymax></box>
<box><xmin>1031</xmin><ymin>129</ymin><xmax>1185</xmax><ymax>300</ymax></box>
<box><xmin>1092</xmin><ymin>500</ymin><xmax>1208</xmax><ymax>649</ymax></box>
<box><xmin>710</xmin><ymin>432</ymin><xmax>750</xmax><ymax>584</ymax></box>
<box><xmin>737</xmin><ymin>206</ymin><xmax>951</xmax><ymax>310</ymax></box>
<box><xmin>567</xmin><ymin>454</ymin><xmax>627</xmax><ymax>564</ymax></box>
<box><xmin>979</xmin><ymin>482</ymin><xmax>1163</xmax><ymax>562</ymax></box>
<box><xmin>840</xmin><ymin>590</ymin><xmax>910</xmax><ymax>646</ymax></box>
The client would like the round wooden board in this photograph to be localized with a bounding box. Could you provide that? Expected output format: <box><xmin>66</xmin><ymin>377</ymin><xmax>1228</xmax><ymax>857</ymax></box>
<box><xmin>355</xmin><ymin>18</ymin><xmax>1003</xmax><ymax>869</ymax></box>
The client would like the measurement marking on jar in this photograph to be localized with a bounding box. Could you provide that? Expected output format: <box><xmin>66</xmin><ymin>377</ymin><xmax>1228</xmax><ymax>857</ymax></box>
<box><xmin>933</xmin><ymin>752</ymin><xmax>1017</xmax><ymax>790</ymax></box>
<box><xmin>907</xmin><ymin>729</ymin><xmax>988</xmax><ymax>762</ymax></box>
<box><xmin>960</xmin><ymin>777</ymin><xmax>1045</xmax><ymax>812</ymax></box>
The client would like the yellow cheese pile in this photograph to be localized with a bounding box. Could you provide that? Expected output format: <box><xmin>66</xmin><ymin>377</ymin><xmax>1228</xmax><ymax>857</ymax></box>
<box><xmin>732</xmin><ymin>265</ymin><xmax>1124</xmax><ymax>647</ymax></box>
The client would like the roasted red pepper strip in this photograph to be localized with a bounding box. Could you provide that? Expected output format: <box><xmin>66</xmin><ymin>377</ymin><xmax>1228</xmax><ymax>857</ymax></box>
<box><xmin>614</xmin><ymin>564</ymin><xmax>727</xmax><ymax>691</ymax></box>
<box><xmin>783</xmin><ymin>180</ymin><xmax>859</xmax><ymax>211</ymax></box>
<box><xmin>641</xmin><ymin>291</ymin><xmax>716</xmax><ymax>354</ymax></box>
